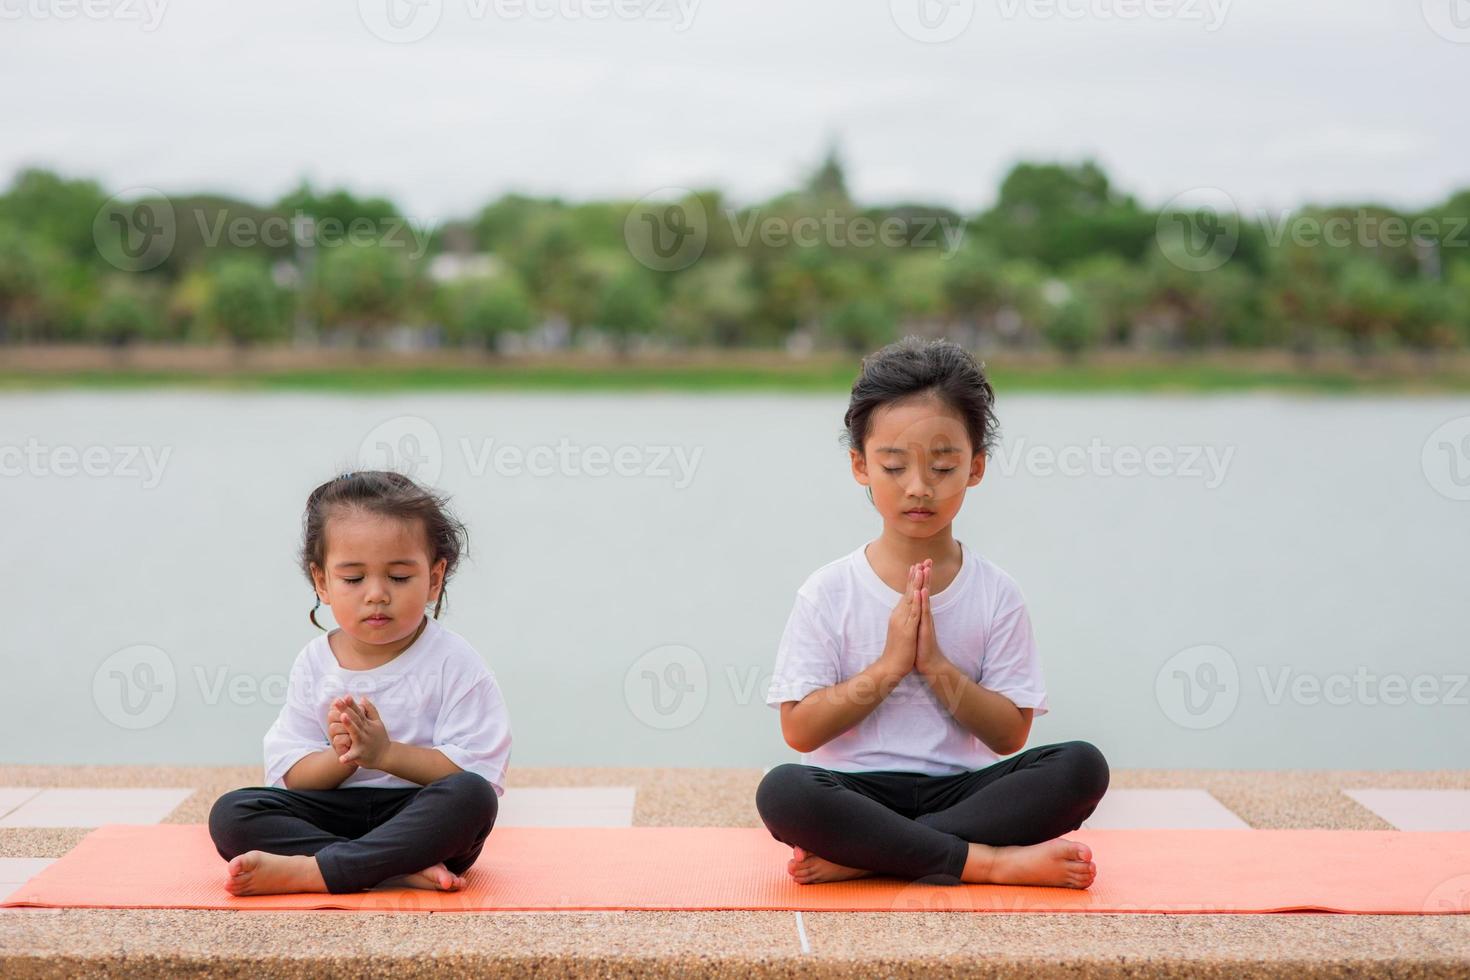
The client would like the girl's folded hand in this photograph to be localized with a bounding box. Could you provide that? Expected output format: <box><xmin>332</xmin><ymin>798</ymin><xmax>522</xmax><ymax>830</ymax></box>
<box><xmin>915</xmin><ymin>562</ymin><xmax>945</xmax><ymax>672</ymax></box>
<box><xmin>338</xmin><ymin>696</ymin><xmax>391</xmax><ymax>770</ymax></box>
<box><xmin>327</xmin><ymin>697</ymin><xmax>359</xmax><ymax>770</ymax></box>
<box><xmin>881</xmin><ymin>560</ymin><xmax>929</xmax><ymax>677</ymax></box>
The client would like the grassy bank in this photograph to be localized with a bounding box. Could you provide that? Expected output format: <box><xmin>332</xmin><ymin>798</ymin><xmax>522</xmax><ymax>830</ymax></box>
<box><xmin>2</xmin><ymin>346</ymin><xmax>1470</xmax><ymax>394</ymax></box>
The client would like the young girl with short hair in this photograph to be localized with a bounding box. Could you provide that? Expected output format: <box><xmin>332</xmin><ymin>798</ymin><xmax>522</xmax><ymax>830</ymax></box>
<box><xmin>209</xmin><ymin>470</ymin><xmax>511</xmax><ymax>895</ymax></box>
<box><xmin>757</xmin><ymin>337</ymin><xmax>1109</xmax><ymax>887</ymax></box>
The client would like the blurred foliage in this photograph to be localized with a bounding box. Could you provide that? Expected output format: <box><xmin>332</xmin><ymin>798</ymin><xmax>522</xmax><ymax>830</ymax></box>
<box><xmin>0</xmin><ymin>155</ymin><xmax>1466</xmax><ymax>359</ymax></box>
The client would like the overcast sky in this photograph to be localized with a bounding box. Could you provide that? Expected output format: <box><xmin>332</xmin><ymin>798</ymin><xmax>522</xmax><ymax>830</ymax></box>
<box><xmin>3</xmin><ymin>0</ymin><xmax>1466</xmax><ymax>223</ymax></box>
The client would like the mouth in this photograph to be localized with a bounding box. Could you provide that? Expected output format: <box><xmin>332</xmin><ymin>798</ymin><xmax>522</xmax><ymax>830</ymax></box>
<box><xmin>363</xmin><ymin>614</ymin><xmax>392</xmax><ymax>625</ymax></box>
<box><xmin>902</xmin><ymin>509</ymin><xmax>936</xmax><ymax>520</ymax></box>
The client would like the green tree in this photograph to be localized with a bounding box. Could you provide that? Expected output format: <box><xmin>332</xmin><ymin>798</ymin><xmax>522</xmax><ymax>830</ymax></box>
<box><xmin>311</xmin><ymin>242</ymin><xmax>418</xmax><ymax>344</ymax></box>
<box><xmin>88</xmin><ymin>277</ymin><xmax>163</xmax><ymax>347</ymax></box>
<box><xmin>595</xmin><ymin>267</ymin><xmax>663</xmax><ymax>353</ymax></box>
<box><xmin>665</xmin><ymin>256</ymin><xmax>757</xmax><ymax>347</ymax></box>
<box><xmin>828</xmin><ymin>296</ymin><xmax>896</xmax><ymax>353</ymax></box>
<box><xmin>1043</xmin><ymin>297</ymin><xmax>1101</xmax><ymax>359</ymax></box>
<box><xmin>441</xmin><ymin>275</ymin><xmax>535</xmax><ymax>349</ymax></box>
<box><xmin>0</xmin><ymin>169</ymin><xmax>109</xmax><ymax>263</ymax></box>
<box><xmin>205</xmin><ymin>258</ymin><xmax>287</xmax><ymax>347</ymax></box>
<box><xmin>0</xmin><ymin>224</ymin><xmax>56</xmax><ymax>342</ymax></box>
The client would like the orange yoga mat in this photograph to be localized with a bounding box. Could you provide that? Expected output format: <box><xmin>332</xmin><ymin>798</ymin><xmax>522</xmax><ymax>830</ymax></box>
<box><xmin>4</xmin><ymin>824</ymin><xmax>1469</xmax><ymax>914</ymax></box>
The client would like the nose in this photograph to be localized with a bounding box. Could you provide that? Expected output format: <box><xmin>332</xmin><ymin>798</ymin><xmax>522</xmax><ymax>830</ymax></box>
<box><xmin>364</xmin><ymin>577</ymin><xmax>390</xmax><ymax>604</ymax></box>
<box><xmin>904</xmin><ymin>468</ymin><xmax>934</xmax><ymax>500</ymax></box>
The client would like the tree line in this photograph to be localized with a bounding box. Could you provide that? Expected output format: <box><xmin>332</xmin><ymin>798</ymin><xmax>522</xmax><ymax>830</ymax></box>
<box><xmin>1</xmin><ymin>153</ymin><xmax>1467</xmax><ymax>359</ymax></box>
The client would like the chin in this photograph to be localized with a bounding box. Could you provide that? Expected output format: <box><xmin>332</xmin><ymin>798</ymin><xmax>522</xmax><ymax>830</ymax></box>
<box><xmin>889</xmin><ymin>518</ymin><xmax>947</xmax><ymax>538</ymax></box>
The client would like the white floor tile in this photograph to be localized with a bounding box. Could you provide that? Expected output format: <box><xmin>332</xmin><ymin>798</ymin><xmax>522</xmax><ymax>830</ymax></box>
<box><xmin>0</xmin><ymin>788</ymin><xmax>43</xmax><ymax>819</ymax></box>
<box><xmin>0</xmin><ymin>788</ymin><xmax>194</xmax><ymax>828</ymax></box>
<box><xmin>496</xmin><ymin>787</ymin><xmax>635</xmax><ymax>827</ymax></box>
<box><xmin>1080</xmin><ymin>788</ymin><xmax>1250</xmax><ymax>829</ymax></box>
<box><xmin>0</xmin><ymin>858</ymin><xmax>55</xmax><ymax>902</ymax></box>
<box><xmin>496</xmin><ymin>806</ymin><xmax>639</xmax><ymax>828</ymax></box>
<box><xmin>1345</xmin><ymin>789</ymin><xmax>1470</xmax><ymax>830</ymax></box>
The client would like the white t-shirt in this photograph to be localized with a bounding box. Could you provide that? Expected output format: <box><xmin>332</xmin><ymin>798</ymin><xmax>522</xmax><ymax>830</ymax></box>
<box><xmin>263</xmin><ymin>616</ymin><xmax>513</xmax><ymax>795</ymax></box>
<box><xmin>766</xmin><ymin>541</ymin><xmax>1049</xmax><ymax>776</ymax></box>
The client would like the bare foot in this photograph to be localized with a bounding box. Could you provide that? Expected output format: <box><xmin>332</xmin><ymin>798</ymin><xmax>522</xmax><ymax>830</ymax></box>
<box><xmin>787</xmin><ymin>846</ymin><xmax>873</xmax><ymax>885</ymax></box>
<box><xmin>379</xmin><ymin>862</ymin><xmax>466</xmax><ymax>891</ymax></box>
<box><xmin>964</xmin><ymin>837</ymin><xmax>1096</xmax><ymax>889</ymax></box>
<box><xmin>225</xmin><ymin>852</ymin><xmax>327</xmax><ymax>896</ymax></box>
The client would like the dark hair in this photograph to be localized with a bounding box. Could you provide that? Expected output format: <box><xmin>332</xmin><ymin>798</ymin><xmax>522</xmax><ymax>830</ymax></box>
<box><xmin>300</xmin><ymin>470</ymin><xmax>468</xmax><ymax>630</ymax></box>
<box><xmin>843</xmin><ymin>336</ymin><xmax>998</xmax><ymax>457</ymax></box>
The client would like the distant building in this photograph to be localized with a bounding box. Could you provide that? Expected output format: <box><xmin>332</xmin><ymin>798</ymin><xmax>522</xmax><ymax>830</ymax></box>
<box><xmin>429</xmin><ymin>253</ymin><xmax>502</xmax><ymax>283</ymax></box>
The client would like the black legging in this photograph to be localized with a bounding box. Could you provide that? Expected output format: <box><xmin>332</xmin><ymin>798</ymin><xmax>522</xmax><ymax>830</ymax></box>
<box><xmin>756</xmin><ymin>740</ymin><xmax>1109</xmax><ymax>884</ymax></box>
<box><xmin>208</xmin><ymin>770</ymin><xmax>498</xmax><ymax>893</ymax></box>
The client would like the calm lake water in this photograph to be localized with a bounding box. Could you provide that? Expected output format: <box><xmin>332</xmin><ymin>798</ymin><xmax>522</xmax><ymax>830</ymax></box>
<box><xmin>3</xmin><ymin>390</ymin><xmax>1468</xmax><ymax>772</ymax></box>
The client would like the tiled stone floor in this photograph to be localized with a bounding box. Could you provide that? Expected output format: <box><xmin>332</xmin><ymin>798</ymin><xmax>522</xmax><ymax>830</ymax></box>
<box><xmin>1</xmin><ymin>767</ymin><xmax>1468</xmax><ymax>978</ymax></box>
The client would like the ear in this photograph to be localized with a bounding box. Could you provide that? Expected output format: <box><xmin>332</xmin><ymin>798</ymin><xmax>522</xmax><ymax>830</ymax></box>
<box><xmin>850</xmin><ymin>447</ymin><xmax>871</xmax><ymax>487</ymax></box>
<box><xmin>309</xmin><ymin>562</ymin><xmax>329</xmax><ymax>600</ymax></box>
<box><xmin>967</xmin><ymin>451</ymin><xmax>987</xmax><ymax>488</ymax></box>
<box><xmin>428</xmin><ymin>557</ymin><xmax>447</xmax><ymax>602</ymax></box>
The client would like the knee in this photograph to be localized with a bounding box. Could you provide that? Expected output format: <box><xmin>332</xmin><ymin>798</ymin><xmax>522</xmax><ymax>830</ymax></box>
<box><xmin>756</xmin><ymin>764</ymin><xmax>816</xmax><ymax>830</ymax></box>
<box><xmin>1057</xmin><ymin>740</ymin><xmax>1110</xmax><ymax>801</ymax></box>
<box><xmin>207</xmin><ymin>788</ymin><xmax>258</xmax><ymax>854</ymax></box>
<box><xmin>436</xmin><ymin>771</ymin><xmax>498</xmax><ymax>828</ymax></box>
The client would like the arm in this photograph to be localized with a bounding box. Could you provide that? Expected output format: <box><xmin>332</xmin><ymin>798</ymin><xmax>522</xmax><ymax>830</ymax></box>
<box><xmin>779</xmin><ymin>658</ymin><xmax>908</xmax><ymax>753</ymax></box>
<box><xmin>916</xmin><ymin>654</ymin><xmax>1033</xmax><ymax>755</ymax></box>
<box><xmin>915</xmin><ymin>567</ymin><xmax>1039</xmax><ymax>755</ymax></box>
<box><xmin>337</xmin><ymin>696</ymin><xmax>464</xmax><ymax>787</ymax></box>
<box><xmin>379</xmin><ymin>743</ymin><xmax>463</xmax><ymax>785</ymax></box>
<box><xmin>265</xmin><ymin>653</ymin><xmax>349</xmax><ymax>790</ymax></box>
<box><xmin>779</xmin><ymin>562</ymin><xmax>927</xmax><ymax>752</ymax></box>
<box><xmin>283</xmin><ymin>748</ymin><xmax>360</xmax><ymax>791</ymax></box>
